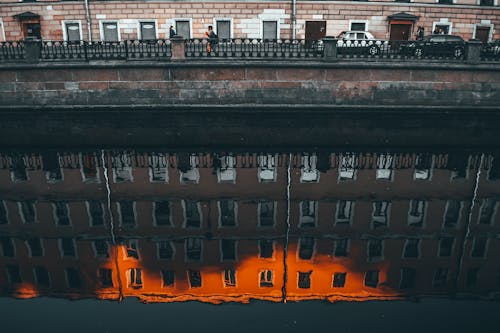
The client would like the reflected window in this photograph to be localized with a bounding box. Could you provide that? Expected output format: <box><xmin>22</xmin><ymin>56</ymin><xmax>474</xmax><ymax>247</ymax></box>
<box><xmin>34</xmin><ymin>266</ymin><xmax>50</xmax><ymax>287</ymax></box>
<box><xmin>258</xmin><ymin>154</ymin><xmax>276</xmax><ymax>182</ymax></box>
<box><xmin>65</xmin><ymin>267</ymin><xmax>81</xmax><ymax>288</ymax></box>
<box><xmin>149</xmin><ymin>153</ymin><xmax>168</xmax><ymax>182</ymax></box>
<box><xmin>298</xmin><ymin>271</ymin><xmax>311</xmax><ymax>289</ymax></box>
<box><xmin>259</xmin><ymin>239</ymin><xmax>274</xmax><ymax>259</ymax></box>
<box><xmin>258</xmin><ymin>201</ymin><xmax>275</xmax><ymax>227</ymax></box>
<box><xmin>18</xmin><ymin>201</ymin><xmax>36</xmax><ymax>224</ymax></box>
<box><xmin>154</xmin><ymin>201</ymin><xmax>171</xmax><ymax>226</ymax></box>
<box><xmin>179</xmin><ymin>154</ymin><xmax>200</xmax><ymax>184</ymax></box>
<box><xmin>298</xmin><ymin>237</ymin><xmax>315</xmax><ymax>260</ymax></box>
<box><xmin>60</xmin><ymin>238</ymin><xmax>77</xmax><ymax>257</ymax></box>
<box><xmin>471</xmin><ymin>236</ymin><xmax>488</xmax><ymax>258</ymax></box>
<box><xmin>400</xmin><ymin>267</ymin><xmax>416</xmax><ymax>289</ymax></box>
<box><xmin>489</xmin><ymin>154</ymin><xmax>500</xmax><ymax>180</ymax></box>
<box><xmin>81</xmin><ymin>152</ymin><xmax>99</xmax><ymax>182</ymax></box>
<box><xmin>53</xmin><ymin>201</ymin><xmax>71</xmax><ymax>226</ymax></box>
<box><xmin>87</xmin><ymin>201</ymin><xmax>104</xmax><ymax>226</ymax></box>
<box><xmin>27</xmin><ymin>238</ymin><xmax>43</xmax><ymax>257</ymax></box>
<box><xmin>259</xmin><ymin>270</ymin><xmax>273</xmax><ymax>287</ymax></box>
<box><xmin>6</xmin><ymin>265</ymin><xmax>22</xmax><ymax>284</ymax></box>
<box><xmin>99</xmin><ymin>268</ymin><xmax>113</xmax><ymax>287</ymax></box>
<box><xmin>125</xmin><ymin>239</ymin><xmax>139</xmax><ymax>259</ymax></box>
<box><xmin>299</xmin><ymin>201</ymin><xmax>317</xmax><ymax>228</ymax></box>
<box><xmin>0</xmin><ymin>200</ymin><xmax>8</xmax><ymax>224</ymax></box>
<box><xmin>372</xmin><ymin>201</ymin><xmax>390</xmax><ymax>229</ymax></box>
<box><xmin>93</xmin><ymin>240</ymin><xmax>109</xmax><ymax>258</ymax></box>
<box><xmin>433</xmin><ymin>268</ymin><xmax>448</xmax><ymax>287</ymax></box>
<box><xmin>224</xmin><ymin>268</ymin><xmax>236</xmax><ymax>287</ymax></box>
<box><xmin>127</xmin><ymin>268</ymin><xmax>142</xmax><ymax>289</ymax></box>
<box><xmin>112</xmin><ymin>153</ymin><xmax>133</xmax><ymax>182</ymax></box>
<box><xmin>376</xmin><ymin>154</ymin><xmax>393</xmax><ymax>180</ymax></box>
<box><xmin>334</xmin><ymin>238</ymin><xmax>349</xmax><ymax>257</ymax></box>
<box><xmin>10</xmin><ymin>156</ymin><xmax>28</xmax><ymax>182</ymax></box>
<box><xmin>449</xmin><ymin>154</ymin><xmax>469</xmax><ymax>180</ymax></box>
<box><xmin>336</xmin><ymin>200</ymin><xmax>354</xmax><ymax>225</ymax></box>
<box><xmin>438</xmin><ymin>237</ymin><xmax>454</xmax><ymax>257</ymax></box>
<box><xmin>118</xmin><ymin>201</ymin><xmax>136</xmax><ymax>228</ymax></box>
<box><xmin>162</xmin><ymin>270</ymin><xmax>175</xmax><ymax>287</ymax></box>
<box><xmin>183</xmin><ymin>200</ymin><xmax>201</xmax><ymax>228</ymax></box>
<box><xmin>158</xmin><ymin>241</ymin><xmax>175</xmax><ymax>259</ymax></box>
<box><xmin>0</xmin><ymin>237</ymin><xmax>15</xmax><ymax>257</ymax></box>
<box><xmin>364</xmin><ymin>270</ymin><xmax>379</xmax><ymax>288</ymax></box>
<box><xmin>333</xmin><ymin>272</ymin><xmax>346</xmax><ymax>288</ymax></box>
<box><xmin>408</xmin><ymin>200</ymin><xmax>426</xmax><ymax>227</ymax></box>
<box><xmin>140</xmin><ymin>21</ymin><xmax>156</xmax><ymax>40</ymax></box>
<box><xmin>466</xmin><ymin>268</ymin><xmax>479</xmax><ymax>287</ymax></box>
<box><xmin>301</xmin><ymin>154</ymin><xmax>319</xmax><ymax>183</ymax></box>
<box><xmin>414</xmin><ymin>153</ymin><xmax>433</xmax><ymax>180</ymax></box>
<box><xmin>339</xmin><ymin>154</ymin><xmax>357</xmax><ymax>180</ymax></box>
<box><xmin>444</xmin><ymin>200</ymin><xmax>462</xmax><ymax>228</ymax></box>
<box><xmin>217</xmin><ymin>155</ymin><xmax>236</xmax><ymax>183</ymax></box>
<box><xmin>186</xmin><ymin>238</ymin><xmax>202</xmax><ymax>261</ymax></box>
<box><xmin>221</xmin><ymin>239</ymin><xmax>237</xmax><ymax>261</ymax></box>
<box><xmin>367</xmin><ymin>239</ymin><xmax>383</xmax><ymax>262</ymax></box>
<box><xmin>219</xmin><ymin>200</ymin><xmax>237</xmax><ymax>227</ymax></box>
<box><xmin>403</xmin><ymin>239</ymin><xmax>420</xmax><ymax>258</ymax></box>
<box><xmin>43</xmin><ymin>152</ymin><xmax>63</xmax><ymax>183</ymax></box>
<box><xmin>188</xmin><ymin>270</ymin><xmax>202</xmax><ymax>288</ymax></box>
<box><xmin>478</xmin><ymin>198</ymin><xmax>497</xmax><ymax>225</ymax></box>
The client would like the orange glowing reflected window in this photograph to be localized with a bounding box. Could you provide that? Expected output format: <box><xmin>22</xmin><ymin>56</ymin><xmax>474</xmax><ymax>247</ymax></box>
<box><xmin>298</xmin><ymin>271</ymin><xmax>311</xmax><ymax>289</ymax></box>
<box><xmin>188</xmin><ymin>270</ymin><xmax>202</xmax><ymax>288</ymax></box>
<box><xmin>333</xmin><ymin>272</ymin><xmax>346</xmax><ymax>288</ymax></box>
<box><xmin>127</xmin><ymin>268</ymin><xmax>143</xmax><ymax>289</ymax></box>
<box><xmin>161</xmin><ymin>270</ymin><xmax>175</xmax><ymax>287</ymax></box>
<box><xmin>364</xmin><ymin>270</ymin><xmax>379</xmax><ymax>288</ymax></box>
<box><xmin>259</xmin><ymin>270</ymin><xmax>273</xmax><ymax>287</ymax></box>
<box><xmin>99</xmin><ymin>268</ymin><xmax>113</xmax><ymax>288</ymax></box>
<box><xmin>224</xmin><ymin>268</ymin><xmax>236</xmax><ymax>287</ymax></box>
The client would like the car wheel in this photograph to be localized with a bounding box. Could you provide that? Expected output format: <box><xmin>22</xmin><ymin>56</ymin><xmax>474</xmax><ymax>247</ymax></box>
<box><xmin>454</xmin><ymin>47</ymin><xmax>464</xmax><ymax>58</ymax></box>
<box><xmin>368</xmin><ymin>45</ymin><xmax>379</xmax><ymax>56</ymax></box>
<box><xmin>414</xmin><ymin>48</ymin><xmax>423</xmax><ymax>57</ymax></box>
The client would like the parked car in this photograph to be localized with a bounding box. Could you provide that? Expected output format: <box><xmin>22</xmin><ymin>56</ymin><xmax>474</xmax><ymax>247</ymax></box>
<box><xmin>481</xmin><ymin>39</ymin><xmax>500</xmax><ymax>58</ymax></box>
<box><xmin>400</xmin><ymin>34</ymin><xmax>465</xmax><ymax>58</ymax></box>
<box><xmin>336</xmin><ymin>31</ymin><xmax>389</xmax><ymax>56</ymax></box>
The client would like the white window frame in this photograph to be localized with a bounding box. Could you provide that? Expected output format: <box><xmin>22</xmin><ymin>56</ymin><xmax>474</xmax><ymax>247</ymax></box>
<box><xmin>171</xmin><ymin>18</ymin><xmax>193</xmax><ymax>39</ymax></box>
<box><xmin>223</xmin><ymin>268</ymin><xmax>237</xmax><ymax>287</ymax></box>
<box><xmin>18</xmin><ymin>201</ymin><xmax>36</xmax><ymax>224</ymax></box>
<box><xmin>127</xmin><ymin>268</ymin><xmax>143</xmax><ymax>288</ymax></box>
<box><xmin>297</xmin><ymin>236</ymin><xmax>316</xmax><ymax>261</ymax></box>
<box><xmin>0</xmin><ymin>18</ymin><xmax>6</xmax><ymax>42</ymax></box>
<box><xmin>86</xmin><ymin>201</ymin><xmax>105</xmax><ymax>227</ymax></box>
<box><xmin>79</xmin><ymin>153</ymin><xmax>100</xmax><ymax>183</ymax></box>
<box><xmin>182</xmin><ymin>200</ymin><xmax>202</xmax><ymax>228</ymax></box>
<box><xmin>148</xmin><ymin>153</ymin><xmax>168</xmax><ymax>183</ymax></box>
<box><xmin>260</xmin><ymin>19</ymin><xmax>280</xmax><ymax>40</ymax></box>
<box><xmin>366</xmin><ymin>239</ymin><xmax>384</xmax><ymax>262</ymax></box>
<box><xmin>62</xmin><ymin>20</ymin><xmax>83</xmax><ymax>42</ymax></box>
<box><xmin>407</xmin><ymin>199</ymin><xmax>427</xmax><ymax>227</ymax></box>
<box><xmin>213</xmin><ymin>17</ymin><xmax>233</xmax><ymax>39</ymax></box>
<box><xmin>300</xmin><ymin>154</ymin><xmax>319</xmax><ymax>183</ymax></box>
<box><xmin>99</xmin><ymin>20</ymin><xmax>121</xmax><ymax>41</ymax></box>
<box><xmin>473</xmin><ymin>23</ymin><xmax>494</xmax><ymax>42</ymax></box>
<box><xmin>414</xmin><ymin>154</ymin><xmax>434</xmax><ymax>181</ymax></box>
<box><xmin>123</xmin><ymin>239</ymin><xmax>140</xmax><ymax>260</ymax></box>
<box><xmin>52</xmin><ymin>201</ymin><xmax>72</xmax><ymax>226</ymax></box>
<box><xmin>348</xmin><ymin>20</ymin><xmax>369</xmax><ymax>32</ymax></box>
<box><xmin>371</xmin><ymin>201</ymin><xmax>391</xmax><ymax>229</ymax></box>
<box><xmin>257</xmin><ymin>154</ymin><xmax>277</xmax><ymax>183</ymax></box>
<box><xmin>117</xmin><ymin>201</ymin><xmax>137</xmax><ymax>227</ymax></box>
<box><xmin>335</xmin><ymin>200</ymin><xmax>354</xmax><ymax>225</ymax></box>
<box><xmin>153</xmin><ymin>201</ymin><xmax>172</xmax><ymax>227</ymax></box>
<box><xmin>112</xmin><ymin>153</ymin><xmax>133</xmax><ymax>183</ymax></box>
<box><xmin>338</xmin><ymin>154</ymin><xmax>357</xmax><ymax>181</ymax></box>
<box><xmin>185</xmin><ymin>237</ymin><xmax>203</xmax><ymax>262</ymax></box>
<box><xmin>257</xmin><ymin>200</ymin><xmax>277</xmax><ymax>227</ymax></box>
<box><xmin>137</xmin><ymin>19</ymin><xmax>159</xmax><ymax>40</ymax></box>
<box><xmin>26</xmin><ymin>238</ymin><xmax>44</xmax><ymax>257</ymax></box>
<box><xmin>432</xmin><ymin>20</ymin><xmax>453</xmax><ymax>35</ymax></box>
<box><xmin>375</xmin><ymin>154</ymin><xmax>394</xmax><ymax>181</ymax></box>
<box><xmin>218</xmin><ymin>199</ymin><xmax>238</xmax><ymax>227</ymax></box>
<box><xmin>443</xmin><ymin>200</ymin><xmax>462</xmax><ymax>228</ymax></box>
<box><xmin>436</xmin><ymin>0</ymin><xmax>456</xmax><ymax>3</ymax></box>
<box><xmin>217</xmin><ymin>155</ymin><xmax>237</xmax><ymax>183</ymax></box>
<box><xmin>179</xmin><ymin>154</ymin><xmax>200</xmax><ymax>184</ymax></box>
<box><xmin>477</xmin><ymin>0</ymin><xmax>498</xmax><ymax>5</ymax></box>
<box><xmin>299</xmin><ymin>200</ymin><xmax>318</xmax><ymax>227</ymax></box>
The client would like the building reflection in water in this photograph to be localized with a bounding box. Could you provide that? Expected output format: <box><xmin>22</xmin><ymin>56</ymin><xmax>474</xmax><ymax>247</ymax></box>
<box><xmin>0</xmin><ymin>150</ymin><xmax>499</xmax><ymax>303</ymax></box>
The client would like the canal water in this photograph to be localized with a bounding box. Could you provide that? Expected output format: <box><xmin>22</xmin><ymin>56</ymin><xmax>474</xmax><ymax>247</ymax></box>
<box><xmin>0</xmin><ymin>146</ymin><xmax>499</xmax><ymax>332</ymax></box>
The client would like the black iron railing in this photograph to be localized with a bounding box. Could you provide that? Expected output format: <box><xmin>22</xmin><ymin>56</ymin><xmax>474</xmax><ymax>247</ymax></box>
<box><xmin>1</xmin><ymin>38</ymin><xmax>499</xmax><ymax>63</ymax></box>
<box><xmin>185</xmin><ymin>38</ymin><xmax>322</xmax><ymax>58</ymax></box>
<box><xmin>0</xmin><ymin>41</ymin><xmax>25</xmax><ymax>61</ymax></box>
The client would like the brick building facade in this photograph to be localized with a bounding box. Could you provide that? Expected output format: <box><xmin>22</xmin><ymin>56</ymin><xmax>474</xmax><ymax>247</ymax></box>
<box><xmin>0</xmin><ymin>150</ymin><xmax>499</xmax><ymax>302</ymax></box>
<box><xmin>0</xmin><ymin>1</ymin><xmax>499</xmax><ymax>43</ymax></box>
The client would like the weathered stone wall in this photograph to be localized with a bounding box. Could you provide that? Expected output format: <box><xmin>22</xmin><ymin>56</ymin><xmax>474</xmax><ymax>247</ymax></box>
<box><xmin>0</xmin><ymin>1</ymin><xmax>499</xmax><ymax>41</ymax></box>
<box><xmin>1</xmin><ymin>61</ymin><xmax>500</xmax><ymax>108</ymax></box>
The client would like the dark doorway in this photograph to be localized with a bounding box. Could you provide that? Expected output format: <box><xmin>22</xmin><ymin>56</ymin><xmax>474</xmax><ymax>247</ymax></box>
<box><xmin>23</xmin><ymin>22</ymin><xmax>41</xmax><ymax>39</ymax></box>
<box><xmin>475</xmin><ymin>26</ymin><xmax>490</xmax><ymax>43</ymax></box>
<box><xmin>305</xmin><ymin>21</ymin><xmax>326</xmax><ymax>41</ymax></box>
<box><xmin>390</xmin><ymin>24</ymin><xmax>411</xmax><ymax>41</ymax></box>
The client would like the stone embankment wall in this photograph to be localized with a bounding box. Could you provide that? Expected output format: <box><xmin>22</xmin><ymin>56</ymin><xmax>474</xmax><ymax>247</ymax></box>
<box><xmin>1</xmin><ymin>62</ymin><xmax>499</xmax><ymax>109</ymax></box>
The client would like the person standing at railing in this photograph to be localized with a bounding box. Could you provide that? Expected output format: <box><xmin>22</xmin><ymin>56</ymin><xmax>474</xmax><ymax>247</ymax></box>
<box><xmin>205</xmin><ymin>25</ymin><xmax>218</xmax><ymax>54</ymax></box>
<box><xmin>169</xmin><ymin>26</ymin><xmax>176</xmax><ymax>38</ymax></box>
<box><xmin>416</xmin><ymin>27</ymin><xmax>424</xmax><ymax>41</ymax></box>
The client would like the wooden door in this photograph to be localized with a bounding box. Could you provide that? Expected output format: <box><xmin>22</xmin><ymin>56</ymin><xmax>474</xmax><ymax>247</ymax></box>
<box><xmin>475</xmin><ymin>26</ymin><xmax>490</xmax><ymax>43</ymax></box>
<box><xmin>390</xmin><ymin>24</ymin><xmax>411</xmax><ymax>41</ymax></box>
<box><xmin>305</xmin><ymin>21</ymin><xmax>326</xmax><ymax>40</ymax></box>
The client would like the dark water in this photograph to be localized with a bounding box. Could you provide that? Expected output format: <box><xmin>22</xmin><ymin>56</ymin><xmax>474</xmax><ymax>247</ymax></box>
<box><xmin>0</xmin><ymin>147</ymin><xmax>499</xmax><ymax>331</ymax></box>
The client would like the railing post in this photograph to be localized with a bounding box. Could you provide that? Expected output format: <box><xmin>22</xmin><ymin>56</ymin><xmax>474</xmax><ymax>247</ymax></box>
<box><xmin>466</xmin><ymin>39</ymin><xmax>482</xmax><ymax>64</ymax></box>
<box><xmin>322</xmin><ymin>36</ymin><xmax>338</xmax><ymax>62</ymax></box>
<box><xmin>24</xmin><ymin>38</ymin><xmax>42</xmax><ymax>63</ymax></box>
<box><xmin>170</xmin><ymin>35</ymin><xmax>186</xmax><ymax>61</ymax></box>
